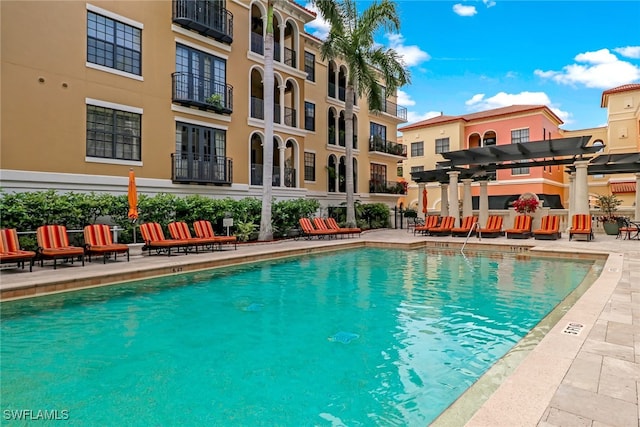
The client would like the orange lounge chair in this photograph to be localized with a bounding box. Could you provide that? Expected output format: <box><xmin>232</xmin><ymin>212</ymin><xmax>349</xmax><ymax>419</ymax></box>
<box><xmin>192</xmin><ymin>220</ymin><xmax>237</xmax><ymax>250</ymax></box>
<box><xmin>569</xmin><ymin>214</ymin><xmax>593</xmax><ymax>241</ymax></box>
<box><xmin>139</xmin><ymin>222</ymin><xmax>189</xmax><ymax>256</ymax></box>
<box><xmin>478</xmin><ymin>216</ymin><xmax>503</xmax><ymax>238</ymax></box>
<box><xmin>36</xmin><ymin>225</ymin><xmax>85</xmax><ymax>269</ymax></box>
<box><xmin>428</xmin><ymin>216</ymin><xmax>456</xmax><ymax>236</ymax></box>
<box><xmin>451</xmin><ymin>216</ymin><xmax>478</xmax><ymax>237</ymax></box>
<box><xmin>414</xmin><ymin>215</ymin><xmax>440</xmax><ymax>235</ymax></box>
<box><xmin>84</xmin><ymin>224</ymin><xmax>130</xmax><ymax>263</ymax></box>
<box><xmin>505</xmin><ymin>215</ymin><xmax>532</xmax><ymax>239</ymax></box>
<box><xmin>298</xmin><ymin>218</ymin><xmax>337</xmax><ymax>239</ymax></box>
<box><xmin>325</xmin><ymin>217</ymin><xmax>361</xmax><ymax>238</ymax></box>
<box><xmin>533</xmin><ymin>215</ymin><xmax>561</xmax><ymax>240</ymax></box>
<box><xmin>0</xmin><ymin>228</ymin><xmax>36</xmax><ymax>272</ymax></box>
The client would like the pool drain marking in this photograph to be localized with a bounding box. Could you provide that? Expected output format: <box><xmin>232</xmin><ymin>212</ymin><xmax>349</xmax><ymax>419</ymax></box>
<box><xmin>562</xmin><ymin>322</ymin><xmax>584</xmax><ymax>336</ymax></box>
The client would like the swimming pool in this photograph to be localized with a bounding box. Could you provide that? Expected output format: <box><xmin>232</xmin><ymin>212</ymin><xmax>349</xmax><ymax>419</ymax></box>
<box><xmin>1</xmin><ymin>247</ymin><xmax>598</xmax><ymax>426</ymax></box>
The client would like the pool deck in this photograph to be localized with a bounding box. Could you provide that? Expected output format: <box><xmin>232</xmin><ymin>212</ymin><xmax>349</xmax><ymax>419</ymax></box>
<box><xmin>1</xmin><ymin>229</ymin><xmax>639</xmax><ymax>426</ymax></box>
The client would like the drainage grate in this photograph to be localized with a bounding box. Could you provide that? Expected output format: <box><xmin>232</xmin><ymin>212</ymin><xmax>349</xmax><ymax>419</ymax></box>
<box><xmin>562</xmin><ymin>322</ymin><xmax>584</xmax><ymax>336</ymax></box>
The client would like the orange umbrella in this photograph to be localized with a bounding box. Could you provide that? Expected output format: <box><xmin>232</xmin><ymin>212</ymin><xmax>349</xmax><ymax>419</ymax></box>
<box><xmin>127</xmin><ymin>168</ymin><xmax>138</xmax><ymax>221</ymax></box>
<box><xmin>422</xmin><ymin>188</ymin><xmax>428</xmax><ymax>214</ymax></box>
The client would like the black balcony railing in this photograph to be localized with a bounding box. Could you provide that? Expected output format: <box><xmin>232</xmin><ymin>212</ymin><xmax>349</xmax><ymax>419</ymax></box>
<box><xmin>373</xmin><ymin>99</ymin><xmax>407</xmax><ymax>121</ymax></box>
<box><xmin>250</xmin><ymin>97</ymin><xmax>281</xmax><ymax>123</ymax></box>
<box><xmin>284</xmin><ymin>47</ymin><xmax>296</xmax><ymax>67</ymax></box>
<box><xmin>172</xmin><ymin>153</ymin><xmax>232</xmax><ymax>184</ymax></box>
<box><xmin>284</xmin><ymin>107</ymin><xmax>296</xmax><ymax>127</ymax></box>
<box><xmin>369</xmin><ymin>180</ymin><xmax>407</xmax><ymax>194</ymax></box>
<box><xmin>172</xmin><ymin>73</ymin><xmax>233</xmax><ymax>114</ymax></box>
<box><xmin>173</xmin><ymin>0</ymin><xmax>233</xmax><ymax>44</ymax></box>
<box><xmin>328</xmin><ymin>81</ymin><xmax>336</xmax><ymax>98</ymax></box>
<box><xmin>251</xmin><ymin>32</ymin><xmax>263</xmax><ymax>55</ymax></box>
<box><xmin>251</xmin><ymin>164</ymin><xmax>296</xmax><ymax>187</ymax></box>
<box><xmin>369</xmin><ymin>136</ymin><xmax>407</xmax><ymax>157</ymax></box>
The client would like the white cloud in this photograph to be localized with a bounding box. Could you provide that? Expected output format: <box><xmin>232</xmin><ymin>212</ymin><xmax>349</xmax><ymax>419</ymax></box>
<box><xmin>396</xmin><ymin>89</ymin><xmax>416</xmax><ymax>107</ymax></box>
<box><xmin>615</xmin><ymin>46</ymin><xmax>640</xmax><ymax>59</ymax></box>
<box><xmin>453</xmin><ymin>4</ymin><xmax>477</xmax><ymax>16</ymax></box>
<box><xmin>406</xmin><ymin>110</ymin><xmax>442</xmax><ymax>125</ymax></box>
<box><xmin>465</xmin><ymin>94</ymin><xmax>485</xmax><ymax>106</ymax></box>
<box><xmin>483</xmin><ymin>0</ymin><xmax>497</xmax><ymax>7</ymax></box>
<box><xmin>304</xmin><ymin>2</ymin><xmax>330</xmax><ymax>40</ymax></box>
<box><xmin>385</xmin><ymin>34</ymin><xmax>430</xmax><ymax>67</ymax></box>
<box><xmin>535</xmin><ymin>48</ymin><xmax>640</xmax><ymax>89</ymax></box>
<box><xmin>465</xmin><ymin>91</ymin><xmax>572</xmax><ymax>124</ymax></box>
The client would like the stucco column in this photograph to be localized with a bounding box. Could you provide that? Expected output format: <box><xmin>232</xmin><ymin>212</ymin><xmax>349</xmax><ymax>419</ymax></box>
<box><xmin>448</xmin><ymin>171</ymin><xmax>460</xmax><ymax>227</ymax></box>
<box><xmin>573</xmin><ymin>160</ymin><xmax>590</xmax><ymax>215</ymax></box>
<box><xmin>567</xmin><ymin>172</ymin><xmax>575</xmax><ymax>231</ymax></box>
<box><xmin>479</xmin><ymin>180</ymin><xmax>489</xmax><ymax>228</ymax></box>
<box><xmin>440</xmin><ymin>183</ymin><xmax>449</xmax><ymax>217</ymax></box>
<box><xmin>278</xmin><ymin>145</ymin><xmax>285</xmax><ymax>187</ymax></box>
<box><xmin>418</xmin><ymin>183</ymin><xmax>426</xmax><ymax>219</ymax></box>
<box><xmin>462</xmin><ymin>179</ymin><xmax>473</xmax><ymax>219</ymax></box>
<box><xmin>635</xmin><ymin>173</ymin><xmax>640</xmax><ymax>221</ymax></box>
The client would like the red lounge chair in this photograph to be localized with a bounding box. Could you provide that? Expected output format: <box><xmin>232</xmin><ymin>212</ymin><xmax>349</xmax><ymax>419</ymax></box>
<box><xmin>298</xmin><ymin>218</ymin><xmax>336</xmax><ymax>239</ymax></box>
<box><xmin>451</xmin><ymin>216</ymin><xmax>478</xmax><ymax>237</ymax></box>
<box><xmin>428</xmin><ymin>216</ymin><xmax>456</xmax><ymax>236</ymax></box>
<box><xmin>506</xmin><ymin>215</ymin><xmax>533</xmax><ymax>239</ymax></box>
<box><xmin>192</xmin><ymin>220</ymin><xmax>237</xmax><ymax>250</ymax></box>
<box><xmin>139</xmin><ymin>222</ymin><xmax>189</xmax><ymax>256</ymax></box>
<box><xmin>84</xmin><ymin>224</ymin><xmax>130</xmax><ymax>263</ymax></box>
<box><xmin>569</xmin><ymin>214</ymin><xmax>593</xmax><ymax>241</ymax></box>
<box><xmin>533</xmin><ymin>215</ymin><xmax>561</xmax><ymax>240</ymax></box>
<box><xmin>325</xmin><ymin>217</ymin><xmax>361</xmax><ymax>238</ymax></box>
<box><xmin>36</xmin><ymin>225</ymin><xmax>85</xmax><ymax>269</ymax></box>
<box><xmin>414</xmin><ymin>215</ymin><xmax>440</xmax><ymax>235</ymax></box>
<box><xmin>478</xmin><ymin>216</ymin><xmax>503</xmax><ymax>238</ymax></box>
<box><xmin>0</xmin><ymin>228</ymin><xmax>36</xmax><ymax>272</ymax></box>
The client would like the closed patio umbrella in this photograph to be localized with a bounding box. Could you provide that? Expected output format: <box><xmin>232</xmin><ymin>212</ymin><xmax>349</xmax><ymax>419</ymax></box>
<box><xmin>128</xmin><ymin>169</ymin><xmax>138</xmax><ymax>242</ymax></box>
<box><xmin>422</xmin><ymin>188</ymin><xmax>428</xmax><ymax>214</ymax></box>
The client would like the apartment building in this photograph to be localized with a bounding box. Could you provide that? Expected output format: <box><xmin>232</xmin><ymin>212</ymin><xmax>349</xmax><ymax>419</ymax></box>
<box><xmin>0</xmin><ymin>0</ymin><xmax>408</xmax><ymax>210</ymax></box>
<box><xmin>399</xmin><ymin>84</ymin><xmax>640</xmax><ymax>212</ymax></box>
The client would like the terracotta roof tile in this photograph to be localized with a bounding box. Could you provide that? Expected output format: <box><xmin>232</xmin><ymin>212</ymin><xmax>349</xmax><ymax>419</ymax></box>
<box><xmin>601</xmin><ymin>83</ymin><xmax>640</xmax><ymax>107</ymax></box>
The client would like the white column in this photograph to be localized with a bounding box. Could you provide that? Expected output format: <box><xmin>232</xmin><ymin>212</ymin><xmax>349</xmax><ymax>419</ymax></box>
<box><xmin>278</xmin><ymin>145</ymin><xmax>285</xmax><ymax>187</ymax></box>
<box><xmin>567</xmin><ymin>172</ymin><xmax>575</xmax><ymax>231</ymax></box>
<box><xmin>418</xmin><ymin>183</ymin><xmax>426</xmax><ymax>219</ymax></box>
<box><xmin>573</xmin><ymin>160</ymin><xmax>590</xmax><ymax>215</ymax></box>
<box><xmin>440</xmin><ymin>183</ymin><xmax>449</xmax><ymax>217</ymax></box>
<box><xmin>462</xmin><ymin>178</ymin><xmax>473</xmax><ymax>219</ymax></box>
<box><xmin>448</xmin><ymin>171</ymin><xmax>460</xmax><ymax>226</ymax></box>
<box><xmin>479</xmin><ymin>180</ymin><xmax>489</xmax><ymax>228</ymax></box>
<box><xmin>635</xmin><ymin>173</ymin><xmax>640</xmax><ymax>221</ymax></box>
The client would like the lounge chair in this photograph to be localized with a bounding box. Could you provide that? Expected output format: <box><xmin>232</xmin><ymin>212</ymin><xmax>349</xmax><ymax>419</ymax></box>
<box><xmin>298</xmin><ymin>218</ymin><xmax>337</xmax><ymax>239</ymax></box>
<box><xmin>428</xmin><ymin>216</ymin><xmax>456</xmax><ymax>236</ymax></box>
<box><xmin>533</xmin><ymin>215</ymin><xmax>561</xmax><ymax>240</ymax></box>
<box><xmin>139</xmin><ymin>222</ymin><xmax>189</xmax><ymax>256</ymax></box>
<box><xmin>0</xmin><ymin>228</ymin><xmax>36</xmax><ymax>272</ymax></box>
<box><xmin>36</xmin><ymin>225</ymin><xmax>85</xmax><ymax>269</ymax></box>
<box><xmin>324</xmin><ymin>217</ymin><xmax>362</xmax><ymax>238</ymax></box>
<box><xmin>192</xmin><ymin>220</ymin><xmax>237</xmax><ymax>250</ymax></box>
<box><xmin>505</xmin><ymin>215</ymin><xmax>532</xmax><ymax>239</ymax></box>
<box><xmin>451</xmin><ymin>216</ymin><xmax>478</xmax><ymax>237</ymax></box>
<box><xmin>84</xmin><ymin>224</ymin><xmax>130</xmax><ymax>263</ymax></box>
<box><xmin>569</xmin><ymin>214</ymin><xmax>593</xmax><ymax>241</ymax></box>
<box><xmin>618</xmin><ymin>217</ymin><xmax>640</xmax><ymax>240</ymax></box>
<box><xmin>414</xmin><ymin>215</ymin><xmax>440</xmax><ymax>235</ymax></box>
<box><xmin>478</xmin><ymin>216</ymin><xmax>503</xmax><ymax>238</ymax></box>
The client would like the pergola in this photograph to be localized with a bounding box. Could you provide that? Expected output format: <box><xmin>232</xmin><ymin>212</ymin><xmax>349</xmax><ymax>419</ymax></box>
<box><xmin>410</xmin><ymin>136</ymin><xmax>640</xmax><ymax>225</ymax></box>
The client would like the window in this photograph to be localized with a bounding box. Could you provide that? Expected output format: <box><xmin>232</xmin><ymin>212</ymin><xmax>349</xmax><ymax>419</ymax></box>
<box><xmin>304</xmin><ymin>51</ymin><xmax>315</xmax><ymax>82</ymax></box>
<box><xmin>175</xmin><ymin>44</ymin><xmax>227</xmax><ymax>104</ymax></box>
<box><xmin>304</xmin><ymin>152</ymin><xmax>315</xmax><ymax>181</ymax></box>
<box><xmin>435</xmin><ymin>138</ymin><xmax>449</xmax><ymax>154</ymax></box>
<box><xmin>175</xmin><ymin>122</ymin><xmax>228</xmax><ymax>182</ymax></box>
<box><xmin>410</xmin><ymin>166</ymin><xmax>424</xmax><ymax>173</ymax></box>
<box><xmin>511</xmin><ymin>128</ymin><xmax>530</xmax><ymax>175</ymax></box>
<box><xmin>87</xmin><ymin>105</ymin><xmax>141</xmax><ymax>161</ymax></box>
<box><xmin>304</xmin><ymin>102</ymin><xmax>315</xmax><ymax>131</ymax></box>
<box><xmin>369</xmin><ymin>122</ymin><xmax>387</xmax><ymax>147</ymax></box>
<box><xmin>87</xmin><ymin>11</ymin><xmax>141</xmax><ymax>75</ymax></box>
<box><xmin>411</xmin><ymin>141</ymin><xmax>424</xmax><ymax>157</ymax></box>
<box><xmin>370</xmin><ymin>164</ymin><xmax>387</xmax><ymax>192</ymax></box>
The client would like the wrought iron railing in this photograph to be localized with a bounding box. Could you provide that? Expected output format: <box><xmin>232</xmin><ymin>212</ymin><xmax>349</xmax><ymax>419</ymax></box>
<box><xmin>374</xmin><ymin>99</ymin><xmax>407</xmax><ymax>121</ymax></box>
<box><xmin>369</xmin><ymin>180</ymin><xmax>407</xmax><ymax>194</ymax></box>
<box><xmin>251</xmin><ymin>33</ymin><xmax>263</xmax><ymax>55</ymax></box>
<box><xmin>172</xmin><ymin>73</ymin><xmax>233</xmax><ymax>114</ymax></box>
<box><xmin>251</xmin><ymin>164</ymin><xmax>296</xmax><ymax>187</ymax></box>
<box><xmin>284</xmin><ymin>107</ymin><xmax>296</xmax><ymax>127</ymax></box>
<box><xmin>284</xmin><ymin>47</ymin><xmax>296</xmax><ymax>67</ymax></box>
<box><xmin>368</xmin><ymin>137</ymin><xmax>407</xmax><ymax>157</ymax></box>
<box><xmin>250</xmin><ymin>97</ymin><xmax>281</xmax><ymax>123</ymax></box>
<box><xmin>172</xmin><ymin>153</ymin><xmax>232</xmax><ymax>184</ymax></box>
<box><xmin>172</xmin><ymin>0</ymin><xmax>233</xmax><ymax>44</ymax></box>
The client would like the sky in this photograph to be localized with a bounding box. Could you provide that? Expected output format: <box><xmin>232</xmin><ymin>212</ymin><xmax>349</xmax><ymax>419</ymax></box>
<box><xmin>303</xmin><ymin>0</ymin><xmax>640</xmax><ymax>130</ymax></box>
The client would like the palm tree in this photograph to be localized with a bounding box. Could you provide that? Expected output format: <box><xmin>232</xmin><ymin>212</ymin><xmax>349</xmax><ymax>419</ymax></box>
<box><xmin>313</xmin><ymin>0</ymin><xmax>410</xmax><ymax>227</ymax></box>
<box><xmin>258</xmin><ymin>1</ymin><xmax>276</xmax><ymax>241</ymax></box>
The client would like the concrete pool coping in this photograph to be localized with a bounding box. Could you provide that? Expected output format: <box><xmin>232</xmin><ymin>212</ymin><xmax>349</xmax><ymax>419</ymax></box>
<box><xmin>1</xmin><ymin>229</ymin><xmax>638</xmax><ymax>426</ymax></box>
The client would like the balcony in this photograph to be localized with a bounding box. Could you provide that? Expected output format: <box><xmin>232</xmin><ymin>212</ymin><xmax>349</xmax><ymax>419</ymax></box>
<box><xmin>369</xmin><ymin>180</ymin><xmax>407</xmax><ymax>195</ymax></box>
<box><xmin>251</xmin><ymin>164</ymin><xmax>296</xmax><ymax>187</ymax></box>
<box><xmin>284</xmin><ymin>47</ymin><xmax>296</xmax><ymax>67</ymax></box>
<box><xmin>172</xmin><ymin>73</ymin><xmax>233</xmax><ymax>114</ymax></box>
<box><xmin>373</xmin><ymin>100</ymin><xmax>407</xmax><ymax>121</ymax></box>
<box><xmin>284</xmin><ymin>107</ymin><xmax>296</xmax><ymax>127</ymax></box>
<box><xmin>369</xmin><ymin>136</ymin><xmax>407</xmax><ymax>157</ymax></box>
<box><xmin>250</xmin><ymin>97</ymin><xmax>281</xmax><ymax>123</ymax></box>
<box><xmin>173</xmin><ymin>0</ymin><xmax>233</xmax><ymax>44</ymax></box>
<box><xmin>172</xmin><ymin>153</ymin><xmax>233</xmax><ymax>185</ymax></box>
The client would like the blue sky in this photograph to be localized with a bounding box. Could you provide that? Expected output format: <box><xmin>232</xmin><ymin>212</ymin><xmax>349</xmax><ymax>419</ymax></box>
<box><xmin>304</xmin><ymin>1</ymin><xmax>640</xmax><ymax>130</ymax></box>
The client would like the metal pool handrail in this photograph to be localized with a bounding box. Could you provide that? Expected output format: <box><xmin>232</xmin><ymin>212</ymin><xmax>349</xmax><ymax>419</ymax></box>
<box><xmin>461</xmin><ymin>222</ymin><xmax>481</xmax><ymax>255</ymax></box>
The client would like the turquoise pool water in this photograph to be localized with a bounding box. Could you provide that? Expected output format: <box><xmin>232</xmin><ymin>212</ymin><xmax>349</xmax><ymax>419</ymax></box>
<box><xmin>1</xmin><ymin>248</ymin><xmax>596</xmax><ymax>426</ymax></box>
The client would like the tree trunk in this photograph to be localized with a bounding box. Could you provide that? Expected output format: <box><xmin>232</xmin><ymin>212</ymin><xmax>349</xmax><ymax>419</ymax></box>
<box><xmin>258</xmin><ymin>3</ymin><xmax>274</xmax><ymax>241</ymax></box>
<box><xmin>344</xmin><ymin>83</ymin><xmax>356</xmax><ymax>227</ymax></box>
